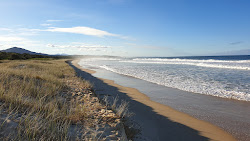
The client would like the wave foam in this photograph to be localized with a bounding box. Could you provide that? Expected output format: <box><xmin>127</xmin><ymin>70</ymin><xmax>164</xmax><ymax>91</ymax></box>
<box><xmin>79</xmin><ymin>58</ymin><xmax>250</xmax><ymax>101</ymax></box>
<box><xmin>133</xmin><ymin>58</ymin><xmax>250</xmax><ymax>63</ymax></box>
<box><xmin>121</xmin><ymin>58</ymin><xmax>250</xmax><ymax>70</ymax></box>
<box><xmin>100</xmin><ymin>65</ymin><xmax>250</xmax><ymax>101</ymax></box>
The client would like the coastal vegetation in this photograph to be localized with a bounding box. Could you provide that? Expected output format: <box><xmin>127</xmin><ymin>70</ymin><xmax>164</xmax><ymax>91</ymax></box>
<box><xmin>0</xmin><ymin>59</ymin><xmax>129</xmax><ymax>140</ymax></box>
<box><xmin>0</xmin><ymin>52</ymin><xmax>69</xmax><ymax>60</ymax></box>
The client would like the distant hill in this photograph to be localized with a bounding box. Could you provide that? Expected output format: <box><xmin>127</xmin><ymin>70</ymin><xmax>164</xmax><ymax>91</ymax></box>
<box><xmin>0</xmin><ymin>47</ymin><xmax>71</xmax><ymax>60</ymax></box>
<box><xmin>0</xmin><ymin>47</ymin><xmax>48</xmax><ymax>56</ymax></box>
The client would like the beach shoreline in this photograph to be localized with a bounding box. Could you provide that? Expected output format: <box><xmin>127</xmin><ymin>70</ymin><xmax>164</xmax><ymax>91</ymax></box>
<box><xmin>72</xmin><ymin>59</ymin><xmax>236</xmax><ymax>141</ymax></box>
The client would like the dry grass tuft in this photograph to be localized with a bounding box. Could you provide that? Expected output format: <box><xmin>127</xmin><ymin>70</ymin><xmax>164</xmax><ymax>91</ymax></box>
<box><xmin>0</xmin><ymin>60</ymin><xmax>126</xmax><ymax>140</ymax></box>
<box><xmin>101</xmin><ymin>95</ymin><xmax>138</xmax><ymax>140</ymax></box>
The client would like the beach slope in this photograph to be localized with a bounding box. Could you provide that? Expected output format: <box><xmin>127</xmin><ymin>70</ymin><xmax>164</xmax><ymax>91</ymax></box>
<box><xmin>71</xmin><ymin>59</ymin><xmax>236</xmax><ymax>141</ymax></box>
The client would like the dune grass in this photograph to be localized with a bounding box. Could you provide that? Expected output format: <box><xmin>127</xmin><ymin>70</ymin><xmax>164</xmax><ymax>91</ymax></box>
<box><xmin>0</xmin><ymin>59</ymin><xmax>135</xmax><ymax>140</ymax></box>
<box><xmin>0</xmin><ymin>59</ymin><xmax>97</xmax><ymax>140</ymax></box>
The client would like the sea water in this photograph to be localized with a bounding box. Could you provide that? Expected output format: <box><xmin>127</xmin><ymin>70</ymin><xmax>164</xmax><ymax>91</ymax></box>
<box><xmin>78</xmin><ymin>55</ymin><xmax>250</xmax><ymax>101</ymax></box>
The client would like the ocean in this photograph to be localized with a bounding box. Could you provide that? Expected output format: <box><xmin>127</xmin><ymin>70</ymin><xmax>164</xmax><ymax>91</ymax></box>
<box><xmin>78</xmin><ymin>55</ymin><xmax>250</xmax><ymax>140</ymax></box>
<box><xmin>79</xmin><ymin>55</ymin><xmax>250</xmax><ymax>101</ymax></box>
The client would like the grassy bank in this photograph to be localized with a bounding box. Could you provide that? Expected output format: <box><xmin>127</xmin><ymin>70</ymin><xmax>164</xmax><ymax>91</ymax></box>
<box><xmin>0</xmin><ymin>59</ymin><xmax>127</xmax><ymax>140</ymax></box>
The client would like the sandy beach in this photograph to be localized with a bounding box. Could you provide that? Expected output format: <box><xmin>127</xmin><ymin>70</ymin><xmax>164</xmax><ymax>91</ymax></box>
<box><xmin>71</xmin><ymin>59</ymin><xmax>236</xmax><ymax>141</ymax></box>
<box><xmin>1</xmin><ymin>0</ymin><xmax>249</xmax><ymax>140</ymax></box>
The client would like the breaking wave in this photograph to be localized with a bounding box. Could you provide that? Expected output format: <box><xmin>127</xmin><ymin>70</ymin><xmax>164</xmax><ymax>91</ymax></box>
<box><xmin>79</xmin><ymin>57</ymin><xmax>250</xmax><ymax>101</ymax></box>
<box><xmin>120</xmin><ymin>58</ymin><xmax>250</xmax><ymax>70</ymax></box>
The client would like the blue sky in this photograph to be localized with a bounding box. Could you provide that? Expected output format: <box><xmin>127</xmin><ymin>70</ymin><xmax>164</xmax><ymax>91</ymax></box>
<box><xmin>0</xmin><ymin>0</ymin><xmax>249</xmax><ymax>57</ymax></box>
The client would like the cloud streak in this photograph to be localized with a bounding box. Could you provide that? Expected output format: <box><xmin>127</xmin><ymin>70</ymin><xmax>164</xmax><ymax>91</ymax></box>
<box><xmin>47</xmin><ymin>43</ymin><xmax>111</xmax><ymax>49</ymax></box>
<box><xmin>0</xmin><ymin>36</ymin><xmax>24</xmax><ymax>42</ymax></box>
<box><xmin>46</xmin><ymin>43</ymin><xmax>113</xmax><ymax>52</ymax></box>
<box><xmin>229</xmin><ymin>41</ymin><xmax>244</xmax><ymax>45</ymax></box>
<box><xmin>0</xmin><ymin>28</ymin><xmax>12</xmax><ymax>31</ymax></box>
<box><xmin>0</xmin><ymin>35</ymin><xmax>41</xmax><ymax>50</ymax></box>
<box><xmin>46</xmin><ymin>20</ymin><xmax>63</xmax><ymax>22</ymax></box>
<box><xmin>47</xmin><ymin>26</ymin><xmax>118</xmax><ymax>37</ymax></box>
<box><xmin>40</xmin><ymin>23</ymin><xmax>52</xmax><ymax>26</ymax></box>
<box><xmin>1</xmin><ymin>25</ymin><xmax>131</xmax><ymax>40</ymax></box>
<box><xmin>0</xmin><ymin>27</ymin><xmax>44</xmax><ymax>36</ymax></box>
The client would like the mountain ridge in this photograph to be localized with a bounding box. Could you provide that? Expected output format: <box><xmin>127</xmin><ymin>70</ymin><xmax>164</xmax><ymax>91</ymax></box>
<box><xmin>0</xmin><ymin>47</ymin><xmax>48</xmax><ymax>56</ymax></box>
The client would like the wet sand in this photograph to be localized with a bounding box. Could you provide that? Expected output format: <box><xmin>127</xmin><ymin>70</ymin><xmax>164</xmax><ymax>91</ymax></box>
<box><xmin>70</xmin><ymin>59</ymin><xmax>236</xmax><ymax>141</ymax></box>
<box><xmin>89</xmin><ymin>67</ymin><xmax>250</xmax><ymax>141</ymax></box>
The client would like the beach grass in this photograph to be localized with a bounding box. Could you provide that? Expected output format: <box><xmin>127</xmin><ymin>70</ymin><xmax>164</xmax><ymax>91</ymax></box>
<box><xmin>0</xmin><ymin>59</ymin><xmax>126</xmax><ymax>140</ymax></box>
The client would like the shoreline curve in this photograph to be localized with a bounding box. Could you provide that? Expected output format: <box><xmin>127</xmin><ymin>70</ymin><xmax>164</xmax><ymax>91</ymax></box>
<box><xmin>72</xmin><ymin>59</ymin><xmax>236</xmax><ymax>141</ymax></box>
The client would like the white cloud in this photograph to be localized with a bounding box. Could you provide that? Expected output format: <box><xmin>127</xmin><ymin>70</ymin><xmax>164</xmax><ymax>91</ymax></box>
<box><xmin>18</xmin><ymin>28</ymin><xmax>41</xmax><ymax>31</ymax></box>
<box><xmin>40</xmin><ymin>23</ymin><xmax>52</xmax><ymax>26</ymax></box>
<box><xmin>0</xmin><ymin>36</ymin><xmax>24</xmax><ymax>42</ymax></box>
<box><xmin>47</xmin><ymin>26</ymin><xmax>118</xmax><ymax>37</ymax></box>
<box><xmin>0</xmin><ymin>28</ymin><xmax>12</xmax><ymax>31</ymax></box>
<box><xmin>1</xmin><ymin>26</ymin><xmax>132</xmax><ymax>40</ymax></box>
<box><xmin>46</xmin><ymin>20</ymin><xmax>63</xmax><ymax>22</ymax></box>
<box><xmin>47</xmin><ymin>43</ymin><xmax>111</xmax><ymax>49</ymax></box>
<box><xmin>46</xmin><ymin>43</ymin><xmax>113</xmax><ymax>53</ymax></box>
<box><xmin>0</xmin><ymin>27</ymin><xmax>44</xmax><ymax>36</ymax></box>
<box><xmin>0</xmin><ymin>35</ymin><xmax>41</xmax><ymax>50</ymax></box>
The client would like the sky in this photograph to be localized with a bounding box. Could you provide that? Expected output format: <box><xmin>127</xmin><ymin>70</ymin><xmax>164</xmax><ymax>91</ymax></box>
<box><xmin>0</xmin><ymin>0</ymin><xmax>249</xmax><ymax>57</ymax></box>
